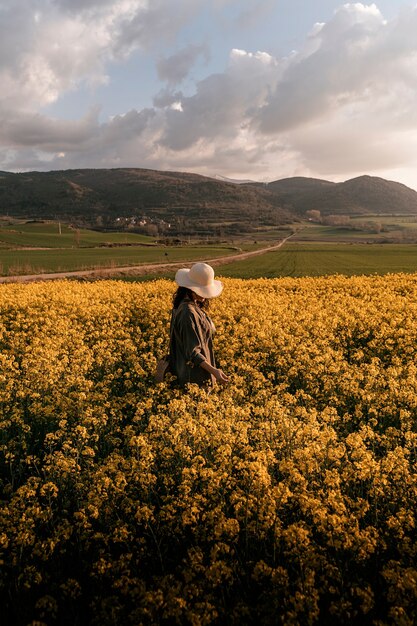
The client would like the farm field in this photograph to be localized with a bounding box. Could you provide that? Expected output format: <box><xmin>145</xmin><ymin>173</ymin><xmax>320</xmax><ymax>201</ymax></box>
<box><xmin>0</xmin><ymin>220</ymin><xmax>155</xmax><ymax>248</ymax></box>
<box><xmin>1</xmin><ymin>275</ymin><xmax>417</xmax><ymax>625</ymax></box>
<box><xmin>293</xmin><ymin>225</ymin><xmax>381</xmax><ymax>242</ymax></box>
<box><xmin>0</xmin><ymin>219</ymin><xmax>262</xmax><ymax>276</ymax></box>
<box><xmin>219</xmin><ymin>242</ymin><xmax>417</xmax><ymax>278</ymax></box>
<box><xmin>293</xmin><ymin>216</ymin><xmax>417</xmax><ymax>243</ymax></box>
<box><xmin>0</xmin><ymin>244</ymin><xmax>239</xmax><ymax>276</ymax></box>
<box><xmin>3</xmin><ymin>218</ymin><xmax>417</xmax><ymax>280</ymax></box>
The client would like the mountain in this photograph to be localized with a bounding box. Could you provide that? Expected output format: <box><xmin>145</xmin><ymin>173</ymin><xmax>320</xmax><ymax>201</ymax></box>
<box><xmin>265</xmin><ymin>176</ymin><xmax>336</xmax><ymax>195</ymax></box>
<box><xmin>1</xmin><ymin>169</ymin><xmax>417</xmax><ymax>237</ymax></box>
<box><xmin>213</xmin><ymin>174</ymin><xmax>256</xmax><ymax>185</ymax></box>
<box><xmin>257</xmin><ymin>175</ymin><xmax>417</xmax><ymax>216</ymax></box>
<box><xmin>0</xmin><ymin>168</ymin><xmax>292</xmax><ymax>236</ymax></box>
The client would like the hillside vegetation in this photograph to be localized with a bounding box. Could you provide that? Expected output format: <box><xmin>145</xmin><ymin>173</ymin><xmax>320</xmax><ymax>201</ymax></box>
<box><xmin>261</xmin><ymin>175</ymin><xmax>417</xmax><ymax>216</ymax></box>
<box><xmin>0</xmin><ymin>169</ymin><xmax>291</xmax><ymax>235</ymax></box>
<box><xmin>1</xmin><ymin>276</ymin><xmax>417</xmax><ymax>625</ymax></box>
<box><xmin>1</xmin><ymin>169</ymin><xmax>417</xmax><ymax>238</ymax></box>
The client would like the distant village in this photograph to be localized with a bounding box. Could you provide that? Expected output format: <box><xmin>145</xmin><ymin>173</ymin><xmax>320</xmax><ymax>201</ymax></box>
<box><xmin>115</xmin><ymin>215</ymin><xmax>171</xmax><ymax>228</ymax></box>
<box><xmin>114</xmin><ymin>214</ymin><xmax>172</xmax><ymax>236</ymax></box>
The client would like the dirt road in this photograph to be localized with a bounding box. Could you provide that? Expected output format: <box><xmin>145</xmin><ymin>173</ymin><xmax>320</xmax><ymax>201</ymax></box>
<box><xmin>0</xmin><ymin>235</ymin><xmax>292</xmax><ymax>284</ymax></box>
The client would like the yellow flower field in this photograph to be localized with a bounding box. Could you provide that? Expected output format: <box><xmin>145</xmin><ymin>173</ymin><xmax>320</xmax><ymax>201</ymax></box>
<box><xmin>1</xmin><ymin>275</ymin><xmax>417</xmax><ymax>625</ymax></box>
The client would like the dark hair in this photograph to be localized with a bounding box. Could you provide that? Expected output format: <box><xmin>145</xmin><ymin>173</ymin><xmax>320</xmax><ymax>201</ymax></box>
<box><xmin>173</xmin><ymin>286</ymin><xmax>210</xmax><ymax>310</ymax></box>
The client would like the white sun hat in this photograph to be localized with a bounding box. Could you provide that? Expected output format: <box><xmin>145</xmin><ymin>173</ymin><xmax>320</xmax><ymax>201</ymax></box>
<box><xmin>175</xmin><ymin>262</ymin><xmax>223</xmax><ymax>298</ymax></box>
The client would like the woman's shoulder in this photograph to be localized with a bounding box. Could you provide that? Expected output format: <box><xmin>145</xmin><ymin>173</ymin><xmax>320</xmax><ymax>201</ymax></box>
<box><xmin>174</xmin><ymin>299</ymin><xmax>196</xmax><ymax>314</ymax></box>
<box><xmin>174</xmin><ymin>299</ymin><xmax>202</xmax><ymax>321</ymax></box>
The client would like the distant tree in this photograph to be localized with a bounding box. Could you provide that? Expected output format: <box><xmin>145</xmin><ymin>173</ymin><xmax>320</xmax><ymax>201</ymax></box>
<box><xmin>306</xmin><ymin>209</ymin><xmax>321</xmax><ymax>222</ymax></box>
<box><xmin>355</xmin><ymin>220</ymin><xmax>382</xmax><ymax>234</ymax></box>
<box><xmin>322</xmin><ymin>215</ymin><xmax>350</xmax><ymax>227</ymax></box>
<box><xmin>143</xmin><ymin>223</ymin><xmax>158</xmax><ymax>237</ymax></box>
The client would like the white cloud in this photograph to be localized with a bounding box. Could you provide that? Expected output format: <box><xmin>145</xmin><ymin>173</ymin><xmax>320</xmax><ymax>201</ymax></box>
<box><xmin>153</xmin><ymin>2</ymin><xmax>417</xmax><ymax>182</ymax></box>
<box><xmin>153</xmin><ymin>89</ymin><xmax>184</xmax><ymax>108</ymax></box>
<box><xmin>158</xmin><ymin>47</ymin><xmax>279</xmax><ymax>151</ymax></box>
<box><xmin>156</xmin><ymin>44</ymin><xmax>210</xmax><ymax>85</ymax></box>
<box><xmin>254</xmin><ymin>3</ymin><xmax>388</xmax><ymax>134</ymax></box>
<box><xmin>111</xmin><ymin>0</ymin><xmax>206</xmax><ymax>56</ymax></box>
<box><xmin>0</xmin><ymin>2</ymin><xmax>123</xmax><ymax>110</ymax></box>
<box><xmin>0</xmin><ymin>0</ymin><xmax>205</xmax><ymax>112</ymax></box>
<box><xmin>233</xmin><ymin>0</ymin><xmax>277</xmax><ymax>30</ymax></box>
<box><xmin>2</xmin><ymin>2</ymin><xmax>417</xmax><ymax>188</ymax></box>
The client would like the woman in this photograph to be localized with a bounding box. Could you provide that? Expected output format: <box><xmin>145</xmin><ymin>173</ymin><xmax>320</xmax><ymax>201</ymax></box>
<box><xmin>169</xmin><ymin>262</ymin><xmax>229</xmax><ymax>387</ymax></box>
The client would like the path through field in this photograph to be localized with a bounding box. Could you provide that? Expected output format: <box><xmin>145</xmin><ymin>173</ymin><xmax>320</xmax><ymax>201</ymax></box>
<box><xmin>0</xmin><ymin>236</ymin><xmax>293</xmax><ymax>283</ymax></box>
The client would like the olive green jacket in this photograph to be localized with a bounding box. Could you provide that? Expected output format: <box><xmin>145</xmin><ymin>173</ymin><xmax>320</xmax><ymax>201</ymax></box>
<box><xmin>169</xmin><ymin>298</ymin><xmax>215</xmax><ymax>387</ymax></box>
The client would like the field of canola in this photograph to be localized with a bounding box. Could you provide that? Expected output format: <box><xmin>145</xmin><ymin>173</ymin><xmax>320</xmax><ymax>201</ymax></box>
<box><xmin>0</xmin><ymin>276</ymin><xmax>417</xmax><ymax>625</ymax></box>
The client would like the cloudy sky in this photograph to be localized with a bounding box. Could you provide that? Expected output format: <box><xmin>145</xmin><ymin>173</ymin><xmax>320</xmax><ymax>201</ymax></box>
<box><xmin>1</xmin><ymin>0</ymin><xmax>417</xmax><ymax>188</ymax></box>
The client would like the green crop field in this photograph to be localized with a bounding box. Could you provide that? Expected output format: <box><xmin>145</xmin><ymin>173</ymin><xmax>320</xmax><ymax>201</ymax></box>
<box><xmin>0</xmin><ymin>220</ymin><xmax>155</xmax><ymax>248</ymax></box>
<box><xmin>3</xmin><ymin>218</ymin><xmax>417</xmax><ymax>280</ymax></box>
<box><xmin>292</xmin><ymin>225</ymin><xmax>377</xmax><ymax>241</ymax></box>
<box><xmin>0</xmin><ymin>219</ymin><xmax>256</xmax><ymax>276</ymax></box>
<box><xmin>0</xmin><ymin>245</ymin><xmax>238</xmax><ymax>276</ymax></box>
<box><xmin>219</xmin><ymin>242</ymin><xmax>417</xmax><ymax>278</ymax></box>
<box><xmin>293</xmin><ymin>216</ymin><xmax>417</xmax><ymax>243</ymax></box>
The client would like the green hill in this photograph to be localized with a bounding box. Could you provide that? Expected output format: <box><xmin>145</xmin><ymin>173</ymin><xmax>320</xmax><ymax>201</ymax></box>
<box><xmin>0</xmin><ymin>168</ymin><xmax>292</xmax><ymax>236</ymax></box>
<box><xmin>258</xmin><ymin>175</ymin><xmax>417</xmax><ymax>216</ymax></box>
<box><xmin>2</xmin><ymin>169</ymin><xmax>417</xmax><ymax>237</ymax></box>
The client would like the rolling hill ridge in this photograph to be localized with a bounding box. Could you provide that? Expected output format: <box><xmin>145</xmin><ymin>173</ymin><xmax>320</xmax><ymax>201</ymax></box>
<box><xmin>260</xmin><ymin>175</ymin><xmax>417</xmax><ymax>216</ymax></box>
<box><xmin>0</xmin><ymin>168</ymin><xmax>291</xmax><ymax>235</ymax></box>
<box><xmin>1</xmin><ymin>169</ymin><xmax>417</xmax><ymax>236</ymax></box>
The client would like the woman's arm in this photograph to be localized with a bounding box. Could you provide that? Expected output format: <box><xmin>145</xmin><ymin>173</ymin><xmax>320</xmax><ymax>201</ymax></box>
<box><xmin>200</xmin><ymin>360</ymin><xmax>229</xmax><ymax>384</ymax></box>
<box><xmin>176</xmin><ymin>307</ymin><xmax>207</xmax><ymax>366</ymax></box>
<box><xmin>176</xmin><ymin>305</ymin><xmax>229</xmax><ymax>384</ymax></box>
